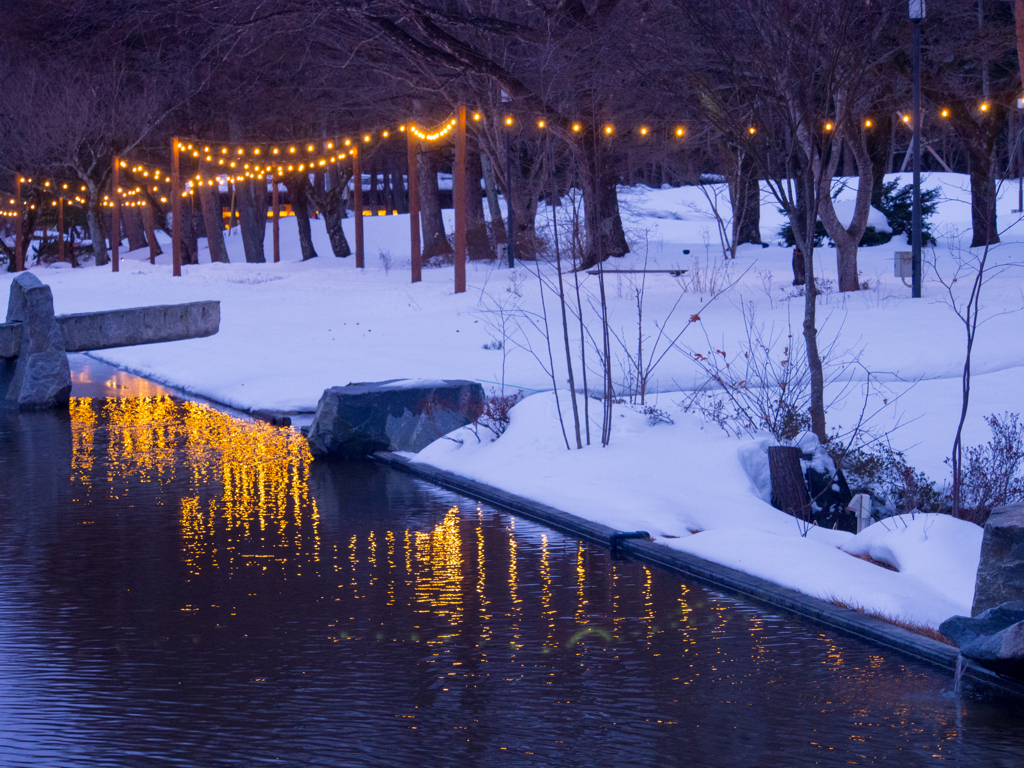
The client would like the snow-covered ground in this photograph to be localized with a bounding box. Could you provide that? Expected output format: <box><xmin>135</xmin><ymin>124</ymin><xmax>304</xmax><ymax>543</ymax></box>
<box><xmin>4</xmin><ymin>171</ymin><xmax>1021</xmax><ymax>629</ymax></box>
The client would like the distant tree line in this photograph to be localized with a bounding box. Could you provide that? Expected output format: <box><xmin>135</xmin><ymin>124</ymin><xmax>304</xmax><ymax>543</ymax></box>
<box><xmin>0</xmin><ymin>0</ymin><xmax>1019</xmax><ymax>288</ymax></box>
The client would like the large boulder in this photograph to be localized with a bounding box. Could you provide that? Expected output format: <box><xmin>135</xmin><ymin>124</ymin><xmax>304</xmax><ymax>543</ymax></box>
<box><xmin>972</xmin><ymin>503</ymin><xmax>1024</xmax><ymax>615</ymax></box>
<box><xmin>306</xmin><ymin>379</ymin><xmax>485</xmax><ymax>459</ymax></box>
<box><xmin>940</xmin><ymin>601</ymin><xmax>1024</xmax><ymax>677</ymax></box>
<box><xmin>0</xmin><ymin>273</ymin><xmax>71</xmax><ymax>410</ymax></box>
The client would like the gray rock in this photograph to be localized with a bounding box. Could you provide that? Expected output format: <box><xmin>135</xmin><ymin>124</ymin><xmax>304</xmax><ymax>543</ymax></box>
<box><xmin>0</xmin><ymin>273</ymin><xmax>71</xmax><ymax>410</ymax></box>
<box><xmin>306</xmin><ymin>379</ymin><xmax>485</xmax><ymax>459</ymax></box>
<box><xmin>972</xmin><ymin>503</ymin><xmax>1024</xmax><ymax>615</ymax></box>
<box><xmin>940</xmin><ymin>601</ymin><xmax>1024</xmax><ymax>677</ymax></box>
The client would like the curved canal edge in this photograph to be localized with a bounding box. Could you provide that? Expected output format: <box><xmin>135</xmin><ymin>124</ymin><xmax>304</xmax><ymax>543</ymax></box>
<box><xmin>372</xmin><ymin>450</ymin><xmax>1024</xmax><ymax>699</ymax></box>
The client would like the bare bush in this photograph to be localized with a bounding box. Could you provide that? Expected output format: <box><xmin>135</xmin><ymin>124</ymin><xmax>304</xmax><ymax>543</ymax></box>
<box><xmin>477</xmin><ymin>389</ymin><xmax>526</xmax><ymax>440</ymax></box>
<box><xmin>953</xmin><ymin>412</ymin><xmax>1024</xmax><ymax>525</ymax></box>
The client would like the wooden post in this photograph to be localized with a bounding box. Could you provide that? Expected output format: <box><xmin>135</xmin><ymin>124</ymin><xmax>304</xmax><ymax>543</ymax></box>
<box><xmin>407</xmin><ymin>125</ymin><xmax>421</xmax><ymax>283</ymax></box>
<box><xmin>272</xmin><ymin>174</ymin><xmax>280</xmax><ymax>263</ymax></box>
<box><xmin>768</xmin><ymin>446</ymin><xmax>812</xmax><ymax>522</ymax></box>
<box><xmin>454</xmin><ymin>104</ymin><xmax>467</xmax><ymax>294</ymax></box>
<box><xmin>353</xmin><ymin>148</ymin><xmax>364</xmax><ymax>268</ymax></box>
<box><xmin>14</xmin><ymin>176</ymin><xmax>23</xmax><ymax>272</ymax></box>
<box><xmin>171</xmin><ymin>138</ymin><xmax>182</xmax><ymax>277</ymax></box>
<box><xmin>146</xmin><ymin>202</ymin><xmax>157</xmax><ymax>264</ymax></box>
<box><xmin>111</xmin><ymin>155</ymin><xmax>120</xmax><ymax>272</ymax></box>
<box><xmin>58</xmin><ymin>197</ymin><xmax>65</xmax><ymax>263</ymax></box>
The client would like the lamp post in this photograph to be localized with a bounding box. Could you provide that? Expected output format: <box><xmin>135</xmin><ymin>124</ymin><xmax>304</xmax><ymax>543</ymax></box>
<box><xmin>910</xmin><ymin>0</ymin><xmax>925</xmax><ymax>298</ymax></box>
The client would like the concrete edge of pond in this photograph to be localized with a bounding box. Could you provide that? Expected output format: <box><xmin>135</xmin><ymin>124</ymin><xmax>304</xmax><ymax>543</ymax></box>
<box><xmin>372</xmin><ymin>450</ymin><xmax>1024</xmax><ymax>699</ymax></box>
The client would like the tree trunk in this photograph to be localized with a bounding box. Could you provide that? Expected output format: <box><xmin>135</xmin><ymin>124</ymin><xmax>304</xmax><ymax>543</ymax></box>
<box><xmin>198</xmin><ymin>183</ymin><xmax>229</xmax><ymax>263</ymax></box>
<box><xmin>285</xmin><ymin>176</ymin><xmax>318</xmax><ymax>260</ymax></box>
<box><xmin>866</xmin><ymin>113</ymin><xmax>892</xmax><ymax>209</ymax></box>
<box><xmin>177</xmin><ymin>199</ymin><xmax>199</xmax><ymax>266</ymax></box>
<box><xmin>466</xmin><ymin>144</ymin><xmax>492</xmax><ymax>260</ymax></box>
<box><xmin>481</xmin><ymin>153</ymin><xmax>506</xmax><ymax>244</ymax></box>
<box><xmin>87</xmin><ymin>203</ymin><xmax>109</xmax><ymax>266</ymax></box>
<box><xmin>729</xmin><ymin>149</ymin><xmax>762</xmax><ymax>247</ymax></box>
<box><xmin>418</xmin><ymin>149</ymin><xmax>450</xmax><ymax>258</ymax></box>
<box><xmin>310</xmin><ymin>167</ymin><xmax>352</xmax><ymax>258</ymax></box>
<box><xmin>969</xmin><ymin>150</ymin><xmax>1000</xmax><ymax>247</ymax></box>
<box><xmin>581</xmin><ymin>140</ymin><xmax>629</xmax><ymax>269</ymax></box>
<box><xmin>234</xmin><ymin>178</ymin><xmax>267</xmax><ymax>263</ymax></box>
<box><xmin>124</xmin><ymin>207</ymin><xmax>147</xmax><ymax>251</ymax></box>
<box><xmin>818</xmin><ymin>129</ymin><xmax>872</xmax><ymax>292</ymax></box>
<box><xmin>768</xmin><ymin>446</ymin><xmax>811</xmax><ymax>521</ymax></box>
<box><xmin>143</xmin><ymin>203</ymin><xmax>163</xmax><ymax>256</ymax></box>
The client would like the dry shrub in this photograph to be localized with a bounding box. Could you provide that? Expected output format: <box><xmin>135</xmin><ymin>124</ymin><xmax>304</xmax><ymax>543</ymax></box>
<box><xmin>828</xmin><ymin>598</ymin><xmax>955</xmax><ymax>646</ymax></box>
<box><xmin>957</xmin><ymin>412</ymin><xmax>1024</xmax><ymax>526</ymax></box>
<box><xmin>478</xmin><ymin>388</ymin><xmax>526</xmax><ymax>439</ymax></box>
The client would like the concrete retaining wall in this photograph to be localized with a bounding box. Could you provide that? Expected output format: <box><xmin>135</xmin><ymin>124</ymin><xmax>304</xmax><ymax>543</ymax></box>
<box><xmin>57</xmin><ymin>301</ymin><xmax>220</xmax><ymax>352</ymax></box>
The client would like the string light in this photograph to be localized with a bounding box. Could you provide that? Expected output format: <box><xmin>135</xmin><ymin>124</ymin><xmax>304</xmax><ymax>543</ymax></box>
<box><xmin>573</xmin><ymin>124</ymin><xmax>581</xmax><ymax>132</ymax></box>
<box><xmin>748</xmin><ymin>126</ymin><xmax>756</xmax><ymax>134</ymax></box>
<box><xmin>604</xmin><ymin>125</ymin><xmax>613</xmax><ymax>134</ymax></box>
<box><xmin>538</xmin><ymin>120</ymin><xmax>546</xmax><ymax>129</ymax></box>
<box><xmin>639</xmin><ymin>126</ymin><xmax>648</xmax><ymax>135</ymax></box>
<box><xmin>824</xmin><ymin>122</ymin><xmax>834</xmax><ymax>131</ymax></box>
<box><xmin>864</xmin><ymin>119</ymin><xmax>873</xmax><ymax>128</ymax></box>
<box><xmin>980</xmin><ymin>102</ymin><xmax>990</xmax><ymax>112</ymax></box>
<box><xmin>941</xmin><ymin>108</ymin><xmax>950</xmax><ymax>118</ymax></box>
<box><xmin>676</xmin><ymin>127</ymin><xmax>685</xmax><ymax>137</ymax></box>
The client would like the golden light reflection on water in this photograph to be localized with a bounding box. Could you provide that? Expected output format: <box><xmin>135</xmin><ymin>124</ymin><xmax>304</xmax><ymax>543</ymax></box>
<box><xmin>62</xmin><ymin>395</ymin><xmax>935</xmax><ymax>716</ymax></box>
<box><xmin>69</xmin><ymin>396</ymin><xmax>318</xmax><ymax>578</ymax></box>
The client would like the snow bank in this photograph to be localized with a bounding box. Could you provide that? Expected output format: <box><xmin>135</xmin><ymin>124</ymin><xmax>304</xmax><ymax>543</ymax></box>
<box><xmin>414</xmin><ymin>393</ymin><xmax>980</xmax><ymax>629</ymax></box>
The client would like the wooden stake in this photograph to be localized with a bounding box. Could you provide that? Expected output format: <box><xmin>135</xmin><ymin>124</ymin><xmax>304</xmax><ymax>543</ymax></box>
<box><xmin>408</xmin><ymin>125</ymin><xmax>421</xmax><ymax>283</ymax></box>
<box><xmin>58</xmin><ymin>197</ymin><xmax>65</xmax><ymax>263</ymax></box>
<box><xmin>353</xmin><ymin>148</ymin><xmax>364</xmax><ymax>268</ymax></box>
<box><xmin>111</xmin><ymin>155</ymin><xmax>120</xmax><ymax>272</ymax></box>
<box><xmin>171</xmin><ymin>138</ymin><xmax>182</xmax><ymax>276</ymax></box>
<box><xmin>454</xmin><ymin>104</ymin><xmax>467</xmax><ymax>294</ymax></box>
<box><xmin>272</xmin><ymin>174</ymin><xmax>280</xmax><ymax>263</ymax></box>
<box><xmin>14</xmin><ymin>176</ymin><xmax>23</xmax><ymax>272</ymax></box>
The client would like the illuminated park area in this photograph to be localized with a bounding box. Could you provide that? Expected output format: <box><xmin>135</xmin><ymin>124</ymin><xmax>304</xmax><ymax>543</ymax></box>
<box><xmin>5</xmin><ymin>0</ymin><xmax>1024</xmax><ymax>765</ymax></box>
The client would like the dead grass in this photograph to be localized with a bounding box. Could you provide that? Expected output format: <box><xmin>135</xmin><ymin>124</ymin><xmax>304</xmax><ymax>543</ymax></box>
<box><xmin>828</xmin><ymin>597</ymin><xmax>955</xmax><ymax>646</ymax></box>
<box><xmin>849</xmin><ymin>552</ymin><xmax>899</xmax><ymax>572</ymax></box>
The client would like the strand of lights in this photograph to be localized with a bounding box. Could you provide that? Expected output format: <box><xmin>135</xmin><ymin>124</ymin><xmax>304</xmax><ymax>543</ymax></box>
<box><xmin>410</xmin><ymin>116</ymin><xmax>457</xmax><ymax>141</ymax></box>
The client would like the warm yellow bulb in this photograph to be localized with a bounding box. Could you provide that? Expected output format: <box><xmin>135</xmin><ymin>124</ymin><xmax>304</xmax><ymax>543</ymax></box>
<box><xmin>505</xmin><ymin>116</ymin><xmax>513</xmax><ymax>126</ymax></box>
<box><xmin>382</xmin><ymin>131</ymin><xmax>389</xmax><ymax>138</ymax></box>
<box><xmin>399</xmin><ymin>125</ymin><xmax>406</xmax><ymax>132</ymax></box>
<box><xmin>289</xmin><ymin>146</ymin><xmax>296</xmax><ymax>153</ymax></box>
<box><xmin>825</xmin><ymin>122</ymin><xmax>833</xmax><ymax>131</ymax></box>
<box><xmin>272</xmin><ymin>147</ymin><xmax>279</xmax><ymax>154</ymax></box>
<box><xmin>903</xmin><ymin>114</ymin><xmax>910</xmax><ymax>123</ymax></box>
<box><xmin>980</xmin><ymin>102</ymin><xmax>990</xmax><ymax>112</ymax></box>
<box><xmin>473</xmin><ymin>113</ymin><xmax>481</xmax><ymax>121</ymax></box>
<box><xmin>344</xmin><ymin>139</ymin><xmax>351</xmax><ymax>145</ymax></box>
<box><xmin>865</xmin><ymin>119</ymin><xmax>873</xmax><ymax>128</ymax></box>
<box><xmin>307</xmin><ymin>144</ymin><xmax>314</xmax><ymax>152</ymax></box>
<box><xmin>221</xmin><ymin>147</ymin><xmax>228</xmax><ymax>154</ymax></box>
<box><xmin>676</xmin><ymin>127</ymin><xmax>685</xmax><ymax>137</ymax></box>
<box><xmin>363</xmin><ymin>135</ymin><xmax>371</xmax><ymax>142</ymax></box>
<box><xmin>604</xmin><ymin>125</ymin><xmax>613</xmax><ymax>134</ymax></box>
<box><xmin>941</xmin><ymin>109</ymin><xmax>950</xmax><ymax>118</ymax></box>
<box><xmin>538</xmin><ymin>120</ymin><xmax>546</xmax><ymax>129</ymax></box>
<box><xmin>748</xmin><ymin>126</ymin><xmax>756</xmax><ymax>134</ymax></box>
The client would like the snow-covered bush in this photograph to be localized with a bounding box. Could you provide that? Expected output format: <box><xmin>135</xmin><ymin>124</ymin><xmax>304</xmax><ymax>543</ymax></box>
<box><xmin>833</xmin><ymin>442</ymin><xmax>946</xmax><ymax>519</ymax></box>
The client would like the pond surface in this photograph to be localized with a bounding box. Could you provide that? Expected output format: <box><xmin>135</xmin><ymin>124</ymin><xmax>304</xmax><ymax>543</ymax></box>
<box><xmin>1</xmin><ymin>388</ymin><xmax>1023</xmax><ymax>766</ymax></box>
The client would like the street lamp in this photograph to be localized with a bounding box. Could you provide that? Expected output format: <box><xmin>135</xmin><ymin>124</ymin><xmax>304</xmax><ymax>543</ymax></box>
<box><xmin>910</xmin><ymin>0</ymin><xmax>924</xmax><ymax>298</ymax></box>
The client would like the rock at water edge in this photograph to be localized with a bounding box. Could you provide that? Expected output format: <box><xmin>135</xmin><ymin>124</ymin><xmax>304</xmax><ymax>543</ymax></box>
<box><xmin>306</xmin><ymin>379</ymin><xmax>485</xmax><ymax>459</ymax></box>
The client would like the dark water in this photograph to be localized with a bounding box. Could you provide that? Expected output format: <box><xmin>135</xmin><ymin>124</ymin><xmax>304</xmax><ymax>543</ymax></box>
<box><xmin>1</xmin><ymin>395</ymin><xmax>1023</xmax><ymax>767</ymax></box>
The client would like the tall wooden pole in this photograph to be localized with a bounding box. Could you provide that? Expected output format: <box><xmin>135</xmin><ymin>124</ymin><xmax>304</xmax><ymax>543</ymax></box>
<box><xmin>407</xmin><ymin>126</ymin><xmax>421</xmax><ymax>283</ymax></box>
<box><xmin>454</xmin><ymin>105</ymin><xmax>467</xmax><ymax>294</ymax></box>
<box><xmin>272</xmin><ymin>174</ymin><xmax>280</xmax><ymax>263</ymax></box>
<box><xmin>171</xmin><ymin>138</ymin><xmax>182</xmax><ymax>276</ymax></box>
<box><xmin>353</xmin><ymin>148</ymin><xmax>364</xmax><ymax>268</ymax></box>
<box><xmin>111</xmin><ymin>156</ymin><xmax>120</xmax><ymax>272</ymax></box>
<box><xmin>146</xmin><ymin>202</ymin><xmax>157</xmax><ymax>264</ymax></box>
<box><xmin>14</xmin><ymin>176</ymin><xmax>23</xmax><ymax>272</ymax></box>
<box><xmin>58</xmin><ymin>197</ymin><xmax>65</xmax><ymax>263</ymax></box>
